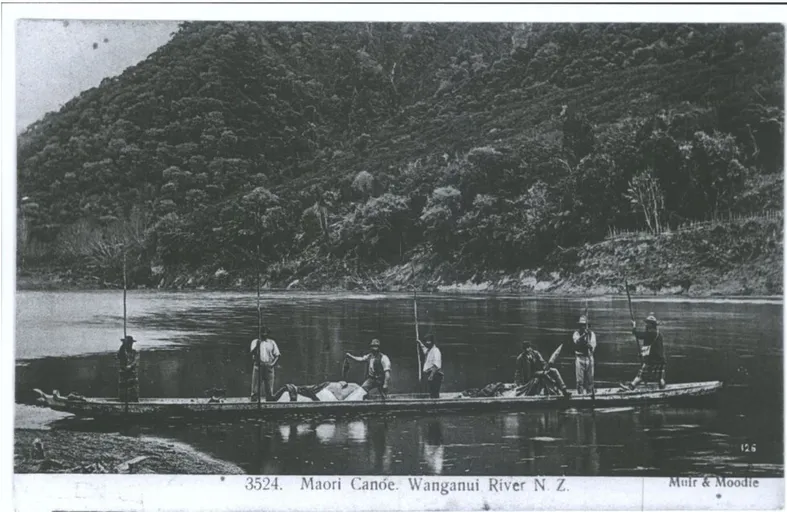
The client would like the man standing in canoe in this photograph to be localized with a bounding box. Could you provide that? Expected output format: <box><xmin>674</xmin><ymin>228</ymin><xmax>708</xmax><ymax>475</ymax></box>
<box><xmin>417</xmin><ymin>334</ymin><xmax>443</xmax><ymax>398</ymax></box>
<box><xmin>514</xmin><ymin>341</ymin><xmax>571</xmax><ymax>397</ymax></box>
<box><xmin>622</xmin><ymin>313</ymin><xmax>666</xmax><ymax>390</ymax></box>
<box><xmin>572</xmin><ymin>315</ymin><xmax>597</xmax><ymax>395</ymax></box>
<box><xmin>345</xmin><ymin>338</ymin><xmax>391</xmax><ymax>397</ymax></box>
<box><xmin>118</xmin><ymin>335</ymin><xmax>139</xmax><ymax>402</ymax></box>
<box><xmin>250</xmin><ymin>327</ymin><xmax>281</xmax><ymax>402</ymax></box>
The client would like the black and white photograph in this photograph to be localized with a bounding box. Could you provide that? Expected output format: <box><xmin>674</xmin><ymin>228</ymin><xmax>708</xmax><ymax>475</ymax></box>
<box><xmin>5</xmin><ymin>4</ymin><xmax>785</xmax><ymax>511</ymax></box>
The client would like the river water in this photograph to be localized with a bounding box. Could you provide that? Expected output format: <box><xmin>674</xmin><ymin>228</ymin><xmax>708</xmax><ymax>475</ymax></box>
<box><xmin>15</xmin><ymin>290</ymin><xmax>784</xmax><ymax>476</ymax></box>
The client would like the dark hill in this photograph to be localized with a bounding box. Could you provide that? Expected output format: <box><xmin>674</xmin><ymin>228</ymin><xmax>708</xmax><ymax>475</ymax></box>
<box><xmin>17</xmin><ymin>22</ymin><xmax>784</xmax><ymax>294</ymax></box>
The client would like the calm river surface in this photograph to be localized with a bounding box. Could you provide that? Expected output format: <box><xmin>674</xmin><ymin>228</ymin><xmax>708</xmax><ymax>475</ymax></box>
<box><xmin>15</xmin><ymin>290</ymin><xmax>784</xmax><ymax>476</ymax></box>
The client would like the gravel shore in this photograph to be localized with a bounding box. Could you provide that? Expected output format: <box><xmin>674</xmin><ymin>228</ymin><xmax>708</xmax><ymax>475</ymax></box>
<box><xmin>15</xmin><ymin>405</ymin><xmax>244</xmax><ymax>475</ymax></box>
<box><xmin>15</xmin><ymin>428</ymin><xmax>245</xmax><ymax>474</ymax></box>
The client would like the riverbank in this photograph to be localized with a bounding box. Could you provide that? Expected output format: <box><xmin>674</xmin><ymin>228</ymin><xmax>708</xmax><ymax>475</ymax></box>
<box><xmin>15</xmin><ymin>428</ymin><xmax>245</xmax><ymax>474</ymax></box>
<box><xmin>17</xmin><ymin>215</ymin><xmax>783</xmax><ymax>297</ymax></box>
<box><xmin>15</xmin><ymin>405</ymin><xmax>244</xmax><ymax>474</ymax></box>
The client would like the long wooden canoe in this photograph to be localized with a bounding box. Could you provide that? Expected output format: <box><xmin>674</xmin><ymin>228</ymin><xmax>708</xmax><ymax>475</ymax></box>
<box><xmin>32</xmin><ymin>381</ymin><xmax>723</xmax><ymax>421</ymax></box>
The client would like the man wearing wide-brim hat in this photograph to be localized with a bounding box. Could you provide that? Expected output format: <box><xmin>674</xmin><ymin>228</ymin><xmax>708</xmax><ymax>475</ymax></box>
<box><xmin>345</xmin><ymin>338</ymin><xmax>392</xmax><ymax>398</ymax></box>
<box><xmin>118</xmin><ymin>335</ymin><xmax>139</xmax><ymax>402</ymax></box>
<box><xmin>623</xmin><ymin>313</ymin><xmax>666</xmax><ymax>390</ymax></box>
<box><xmin>572</xmin><ymin>315</ymin><xmax>597</xmax><ymax>395</ymax></box>
<box><xmin>249</xmin><ymin>326</ymin><xmax>281</xmax><ymax>402</ymax></box>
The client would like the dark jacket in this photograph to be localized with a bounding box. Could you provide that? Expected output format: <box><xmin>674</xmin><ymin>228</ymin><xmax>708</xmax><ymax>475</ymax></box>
<box><xmin>515</xmin><ymin>350</ymin><xmax>546</xmax><ymax>385</ymax></box>
<box><xmin>117</xmin><ymin>347</ymin><xmax>138</xmax><ymax>376</ymax></box>
<box><xmin>633</xmin><ymin>329</ymin><xmax>665</xmax><ymax>363</ymax></box>
<box><xmin>368</xmin><ymin>352</ymin><xmax>387</xmax><ymax>381</ymax></box>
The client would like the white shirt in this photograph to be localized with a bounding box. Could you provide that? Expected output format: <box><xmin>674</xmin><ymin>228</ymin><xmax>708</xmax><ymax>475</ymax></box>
<box><xmin>250</xmin><ymin>338</ymin><xmax>280</xmax><ymax>365</ymax></box>
<box><xmin>421</xmin><ymin>345</ymin><xmax>442</xmax><ymax>372</ymax></box>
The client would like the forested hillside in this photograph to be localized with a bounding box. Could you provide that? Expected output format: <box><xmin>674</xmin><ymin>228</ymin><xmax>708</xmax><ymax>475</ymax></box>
<box><xmin>17</xmin><ymin>22</ymin><xmax>784</xmax><ymax>294</ymax></box>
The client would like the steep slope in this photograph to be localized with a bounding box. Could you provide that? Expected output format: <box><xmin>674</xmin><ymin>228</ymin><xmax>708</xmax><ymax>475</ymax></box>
<box><xmin>17</xmin><ymin>22</ymin><xmax>784</xmax><ymax>294</ymax></box>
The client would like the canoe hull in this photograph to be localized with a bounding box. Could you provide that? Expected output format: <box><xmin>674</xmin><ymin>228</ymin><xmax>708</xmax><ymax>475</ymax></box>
<box><xmin>32</xmin><ymin>381</ymin><xmax>723</xmax><ymax>422</ymax></box>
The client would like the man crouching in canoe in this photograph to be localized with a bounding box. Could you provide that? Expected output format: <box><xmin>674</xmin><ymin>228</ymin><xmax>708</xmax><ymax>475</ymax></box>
<box><xmin>345</xmin><ymin>338</ymin><xmax>391</xmax><ymax>398</ymax></box>
<box><xmin>514</xmin><ymin>341</ymin><xmax>571</xmax><ymax>398</ymax></box>
<box><xmin>621</xmin><ymin>313</ymin><xmax>666</xmax><ymax>390</ymax></box>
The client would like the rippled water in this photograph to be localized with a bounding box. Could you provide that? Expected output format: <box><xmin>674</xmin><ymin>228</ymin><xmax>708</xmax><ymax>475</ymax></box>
<box><xmin>15</xmin><ymin>290</ymin><xmax>784</xmax><ymax>476</ymax></box>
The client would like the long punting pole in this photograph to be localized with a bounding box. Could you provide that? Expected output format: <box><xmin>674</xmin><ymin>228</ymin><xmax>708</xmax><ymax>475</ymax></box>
<box><xmin>624</xmin><ymin>278</ymin><xmax>642</xmax><ymax>360</ymax></box>
<box><xmin>123</xmin><ymin>248</ymin><xmax>128</xmax><ymax>338</ymax></box>
<box><xmin>414</xmin><ymin>289</ymin><xmax>422</xmax><ymax>385</ymax></box>
<box><xmin>257</xmin><ymin>241</ymin><xmax>262</xmax><ymax>409</ymax></box>
<box><xmin>586</xmin><ymin>299</ymin><xmax>595</xmax><ymax>403</ymax></box>
<box><xmin>122</xmin><ymin>245</ymin><xmax>128</xmax><ymax>415</ymax></box>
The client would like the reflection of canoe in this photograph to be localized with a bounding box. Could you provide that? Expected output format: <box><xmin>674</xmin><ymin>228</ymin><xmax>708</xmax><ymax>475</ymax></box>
<box><xmin>32</xmin><ymin>381</ymin><xmax>723</xmax><ymax>421</ymax></box>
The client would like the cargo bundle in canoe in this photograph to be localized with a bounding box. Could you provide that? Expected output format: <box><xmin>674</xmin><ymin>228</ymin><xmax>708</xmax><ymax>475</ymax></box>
<box><xmin>33</xmin><ymin>381</ymin><xmax>723</xmax><ymax>421</ymax></box>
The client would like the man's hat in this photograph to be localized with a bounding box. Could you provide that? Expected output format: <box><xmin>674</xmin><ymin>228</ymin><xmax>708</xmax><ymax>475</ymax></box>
<box><xmin>578</xmin><ymin>315</ymin><xmax>588</xmax><ymax>324</ymax></box>
<box><xmin>521</xmin><ymin>340</ymin><xmax>532</xmax><ymax>350</ymax></box>
<box><xmin>120</xmin><ymin>335</ymin><xmax>136</xmax><ymax>343</ymax></box>
<box><xmin>370</xmin><ymin>338</ymin><xmax>381</xmax><ymax>348</ymax></box>
<box><xmin>645</xmin><ymin>313</ymin><xmax>658</xmax><ymax>324</ymax></box>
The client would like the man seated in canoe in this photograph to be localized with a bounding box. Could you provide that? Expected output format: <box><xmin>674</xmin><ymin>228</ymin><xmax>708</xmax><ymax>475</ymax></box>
<box><xmin>621</xmin><ymin>313</ymin><xmax>667</xmax><ymax>390</ymax></box>
<box><xmin>271</xmin><ymin>381</ymin><xmax>367</xmax><ymax>402</ymax></box>
<box><xmin>514</xmin><ymin>341</ymin><xmax>571</xmax><ymax>398</ymax></box>
<box><xmin>345</xmin><ymin>338</ymin><xmax>392</xmax><ymax>398</ymax></box>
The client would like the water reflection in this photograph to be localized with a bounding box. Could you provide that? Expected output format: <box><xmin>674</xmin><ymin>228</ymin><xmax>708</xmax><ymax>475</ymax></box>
<box><xmin>347</xmin><ymin>420</ymin><xmax>367</xmax><ymax>443</ymax></box>
<box><xmin>565</xmin><ymin>412</ymin><xmax>600</xmax><ymax>475</ymax></box>
<box><xmin>367</xmin><ymin>419</ymin><xmax>392</xmax><ymax>474</ymax></box>
<box><xmin>315</xmin><ymin>422</ymin><xmax>336</xmax><ymax>443</ymax></box>
<box><xmin>421</xmin><ymin>420</ymin><xmax>445</xmax><ymax>475</ymax></box>
<box><xmin>34</xmin><ymin>404</ymin><xmax>782</xmax><ymax>477</ymax></box>
<box><xmin>15</xmin><ymin>291</ymin><xmax>783</xmax><ymax>476</ymax></box>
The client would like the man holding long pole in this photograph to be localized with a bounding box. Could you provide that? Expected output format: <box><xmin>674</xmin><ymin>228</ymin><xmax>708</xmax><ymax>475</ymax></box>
<box><xmin>572</xmin><ymin>314</ymin><xmax>597</xmax><ymax>396</ymax></box>
<box><xmin>117</xmin><ymin>335</ymin><xmax>139</xmax><ymax>403</ymax></box>
<box><xmin>623</xmin><ymin>313</ymin><xmax>667</xmax><ymax>390</ymax></box>
<box><xmin>416</xmin><ymin>334</ymin><xmax>443</xmax><ymax>398</ymax></box>
<box><xmin>250</xmin><ymin>327</ymin><xmax>280</xmax><ymax>402</ymax></box>
<box><xmin>413</xmin><ymin>289</ymin><xmax>443</xmax><ymax>398</ymax></box>
<box><xmin>117</xmin><ymin>245</ymin><xmax>139</xmax><ymax>407</ymax></box>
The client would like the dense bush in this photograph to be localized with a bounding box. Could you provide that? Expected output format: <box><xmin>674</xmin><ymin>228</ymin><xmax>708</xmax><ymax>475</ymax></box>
<box><xmin>16</xmin><ymin>22</ymin><xmax>784</xmax><ymax>285</ymax></box>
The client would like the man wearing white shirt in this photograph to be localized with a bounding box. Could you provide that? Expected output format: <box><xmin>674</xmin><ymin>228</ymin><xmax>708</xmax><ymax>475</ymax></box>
<box><xmin>417</xmin><ymin>334</ymin><xmax>443</xmax><ymax>398</ymax></box>
<box><xmin>572</xmin><ymin>315</ymin><xmax>597</xmax><ymax>395</ymax></box>
<box><xmin>250</xmin><ymin>327</ymin><xmax>281</xmax><ymax>402</ymax></box>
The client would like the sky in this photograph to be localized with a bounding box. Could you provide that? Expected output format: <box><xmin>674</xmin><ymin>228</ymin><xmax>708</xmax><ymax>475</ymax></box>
<box><xmin>15</xmin><ymin>19</ymin><xmax>179</xmax><ymax>133</ymax></box>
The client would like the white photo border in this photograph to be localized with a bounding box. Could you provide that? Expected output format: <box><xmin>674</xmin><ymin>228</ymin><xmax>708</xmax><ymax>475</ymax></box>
<box><xmin>3</xmin><ymin>2</ymin><xmax>786</xmax><ymax>511</ymax></box>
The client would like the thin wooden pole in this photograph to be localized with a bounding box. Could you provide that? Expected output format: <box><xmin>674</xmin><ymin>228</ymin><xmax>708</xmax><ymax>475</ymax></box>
<box><xmin>123</xmin><ymin>247</ymin><xmax>127</xmax><ymax>339</ymax></box>
<box><xmin>624</xmin><ymin>278</ymin><xmax>642</xmax><ymax>360</ymax></box>
<box><xmin>257</xmin><ymin>244</ymin><xmax>262</xmax><ymax>341</ymax></box>
<box><xmin>414</xmin><ymin>290</ymin><xmax>422</xmax><ymax>385</ymax></box>
<box><xmin>122</xmin><ymin>244</ymin><xmax>128</xmax><ymax>415</ymax></box>
<box><xmin>257</xmin><ymin>240</ymin><xmax>262</xmax><ymax>409</ymax></box>
<box><xmin>586</xmin><ymin>299</ymin><xmax>595</xmax><ymax>403</ymax></box>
